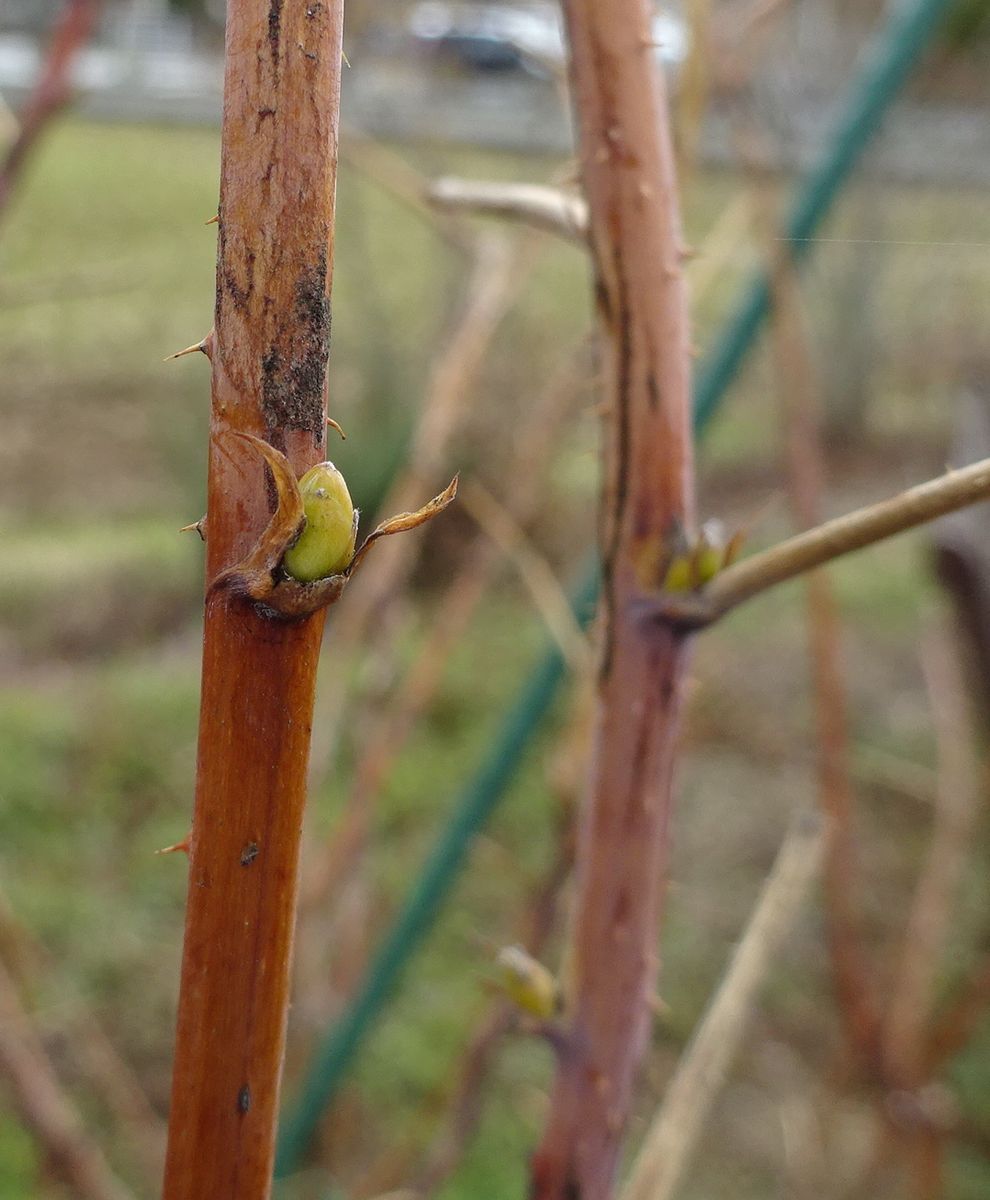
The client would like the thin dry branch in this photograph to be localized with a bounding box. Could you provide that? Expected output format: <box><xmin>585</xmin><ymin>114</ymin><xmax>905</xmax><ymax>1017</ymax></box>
<box><xmin>0</xmin><ymin>0</ymin><xmax>99</xmax><ymax>220</ymax></box>
<box><xmin>659</xmin><ymin>459</ymin><xmax>990</xmax><ymax>629</ymax></box>
<box><xmin>308</xmin><ymin>230</ymin><xmax>531</xmax><ymax>774</ymax></box>
<box><xmin>331</xmin><ymin>792</ymin><xmax>577</xmax><ymax>1200</ymax></box>
<box><xmin>924</xmin><ymin>953</ymin><xmax>990</xmax><ymax>1075</ymax></box>
<box><xmin>303</xmin><ymin>181</ymin><xmax>755</xmax><ymax>920</ymax></box>
<box><xmin>460</xmin><ymin>479</ymin><xmax>593</xmax><ymax>675</ymax></box>
<box><xmin>429</xmin><ymin>181</ymin><xmax>752</xmax><ymax>313</ymax></box>
<box><xmin>764</xmin><ymin>210</ymin><xmax>882</xmax><ymax>1067</ymax></box>
<box><xmin>428</xmin><ymin>178</ymin><xmax>588</xmax><ymax>244</ymax></box>
<box><xmin>885</xmin><ymin>626</ymin><xmax>980</xmax><ymax>1085</ymax></box>
<box><xmin>412</xmin><ymin>806</ymin><xmax>577</xmax><ymax>1197</ymax></box>
<box><xmin>621</xmin><ymin>812</ymin><xmax>823</xmax><ymax>1200</ymax></box>
<box><xmin>683</xmin><ymin>192</ymin><xmax>753</xmax><ymax>301</ymax></box>
<box><xmin>341</xmin><ymin>130</ymin><xmax>475</xmax><ymax>255</ymax></box>
<box><xmin>0</xmin><ymin>957</ymin><xmax>135</xmax><ymax>1200</ymax></box>
<box><xmin>676</xmin><ymin>0</ymin><xmax>714</xmax><ymax>176</ymax></box>
<box><xmin>299</xmin><ymin>341</ymin><xmax>584</xmax><ymax>938</ymax></box>
<box><xmin>0</xmin><ymin>887</ymin><xmax>165</xmax><ymax>1178</ymax></box>
<box><xmin>344</xmin><ymin>793</ymin><xmax>579</xmax><ymax>1200</ymax></box>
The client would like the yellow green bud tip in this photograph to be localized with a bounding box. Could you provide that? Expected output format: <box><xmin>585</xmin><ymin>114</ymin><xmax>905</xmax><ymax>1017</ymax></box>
<box><xmin>494</xmin><ymin>945</ymin><xmax>561</xmax><ymax>1020</ymax></box>
<box><xmin>282</xmin><ymin>461</ymin><xmax>357</xmax><ymax>583</ymax></box>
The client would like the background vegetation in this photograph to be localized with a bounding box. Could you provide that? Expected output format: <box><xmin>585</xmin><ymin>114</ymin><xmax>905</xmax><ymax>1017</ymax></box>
<box><xmin>1</xmin><ymin>15</ymin><xmax>989</xmax><ymax>1194</ymax></box>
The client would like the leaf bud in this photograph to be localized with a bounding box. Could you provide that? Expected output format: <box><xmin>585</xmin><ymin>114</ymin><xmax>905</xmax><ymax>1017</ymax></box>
<box><xmin>282</xmin><ymin>461</ymin><xmax>357</xmax><ymax>582</ymax></box>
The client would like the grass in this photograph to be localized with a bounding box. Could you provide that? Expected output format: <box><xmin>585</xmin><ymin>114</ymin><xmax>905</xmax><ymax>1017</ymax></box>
<box><xmin>0</xmin><ymin>116</ymin><xmax>989</xmax><ymax>1199</ymax></box>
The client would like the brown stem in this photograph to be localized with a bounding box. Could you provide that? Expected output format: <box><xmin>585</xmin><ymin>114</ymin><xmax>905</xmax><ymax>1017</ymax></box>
<box><xmin>0</xmin><ymin>957</ymin><xmax>134</xmax><ymax>1200</ymax></box>
<box><xmin>659</xmin><ymin>458</ymin><xmax>990</xmax><ymax>630</ymax></box>
<box><xmin>160</xmin><ymin>2</ymin><xmax>343</xmax><ymax>1197</ymax></box>
<box><xmin>0</xmin><ymin>0</ymin><xmax>99</xmax><ymax>220</ymax></box>
<box><xmin>530</xmin><ymin>2</ymin><xmax>695</xmax><ymax>1197</ymax></box>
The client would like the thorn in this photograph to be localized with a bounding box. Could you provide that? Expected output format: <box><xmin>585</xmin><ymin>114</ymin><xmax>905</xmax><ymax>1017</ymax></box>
<box><xmin>155</xmin><ymin>832</ymin><xmax>191</xmax><ymax>856</ymax></box>
<box><xmin>179</xmin><ymin>517</ymin><xmax>206</xmax><ymax>540</ymax></box>
<box><xmin>205</xmin><ymin>213</ymin><xmax>219</xmax><ymax>225</ymax></box>
<box><xmin>164</xmin><ymin>342</ymin><xmax>204</xmax><ymax>362</ymax></box>
<box><xmin>164</xmin><ymin>329</ymin><xmax>214</xmax><ymax>363</ymax></box>
<box><xmin>341</xmin><ymin>49</ymin><xmax>351</xmax><ymax>68</ymax></box>
<box><xmin>679</xmin><ymin>243</ymin><xmax>696</xmax><ymax>260</ymax></box>
<box><xmin>326</xmin><ymin>416</ymin><xmax>346</xmax><ymax>440</ymax></box>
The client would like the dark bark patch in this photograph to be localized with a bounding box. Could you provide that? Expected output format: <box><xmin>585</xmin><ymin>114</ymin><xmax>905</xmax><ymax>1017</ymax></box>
<box><xmin>260</xmin><ymin>250</ymin><xmax>329</xmax><ymax>437</ymax></box>
<box><xmin>646</xmin><ymin>370</ymin><xmax>659</xmax><ymax>410</ymax></box>
<box><xmin>236</xmin><ymin>1084</ymin><xmax>251</xmax><ymax>1114</ymax></box>
<box><xmin>267</xmin><ymin>0</ymin><xmax>283</xmax><ymax>63</ymax></box>
<box><xmin>218</xmin><ymin>227</ymin><xmax>254</xmax><ymax>314</ymax></box>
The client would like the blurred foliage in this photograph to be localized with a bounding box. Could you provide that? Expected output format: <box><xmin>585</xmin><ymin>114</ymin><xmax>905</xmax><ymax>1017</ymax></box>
<box><xmin>943</xmin><ymin>0</ymin><xmax>990</xmax><ymax>46</ymax></box>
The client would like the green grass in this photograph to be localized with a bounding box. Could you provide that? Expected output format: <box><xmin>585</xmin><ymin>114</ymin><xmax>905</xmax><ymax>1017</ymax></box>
<box><xmin>1</xmin><ymin>117</ymin><xmax>989</xmax><ymax>1200</ymax></box>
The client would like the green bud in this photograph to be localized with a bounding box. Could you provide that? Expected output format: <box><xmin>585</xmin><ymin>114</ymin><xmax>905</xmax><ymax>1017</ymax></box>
<box><xmin>662</xmin><ymin>554</ymin><xmax>695</xmax><ymax>593</ymax></box>
<box><xmin>494</xmin><ymin>945</ymin><xmax>561</xmax><ymax>1020</ymax></box>
<box><xmin>282</xmin><ymin>461</ymin><xmax>356</xmax><ymax>583</ymax></box>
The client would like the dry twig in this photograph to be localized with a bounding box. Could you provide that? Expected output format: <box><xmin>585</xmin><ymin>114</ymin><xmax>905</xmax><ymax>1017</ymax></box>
<box><xmin>428</xmin><ymin>179</ymin><xmax>588</xmax><ymax>244</ymax></box>
<box><xmin>621</xmin><ymin>812</ymin><xmax>823</xmax><ymax>1200</ymax></box>
<box><xmin>0</xmin><ymin>0</ymin><xmax>99</xmax><ymax>220</ymax></box>
<box><xmin>763</xmin><ymin>210</ymin><xmax>882</xmax><ymax>1066</ymax></box>
<box><xmin>658</xmin><ymin>459</ymin><xmax>990</xmax><ymax>630</ymax></box>
<box><xmin>0</xmin><ymin>887</ymin><xmax>165</xmax><ymax>1177</ymax></box>
<box><xmin>460</xmin><ymin>479</ymin><xmax>593</xmax><ymax>675</ymax></box>
<box><xmin>299</xmin><ymin>340</ymin><xmax>584</xmax><ymax>965</ymax></box>
<box><xmin>341</xmin><ymin>129</ymin><xmax>474</xmax><ymax>255</ymax></box>
<box><xmin>0</xmin><ymin>956</ymin><xmax>135</xmax><ymax>1200</ymax></box>
<box><xmin>924</xmin><ymin>953</ymin><xmax>990</xmax><ymax>1076</ymax></box>
<box><xmin>308</xmin><ymin>230</ymin><xmax>531</xmax><ymax>773</ymax></box>
<box><xmin>886</xmin><ymin>627</ymin><xmax>980</xmax><ymax>1084</ymax></box>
